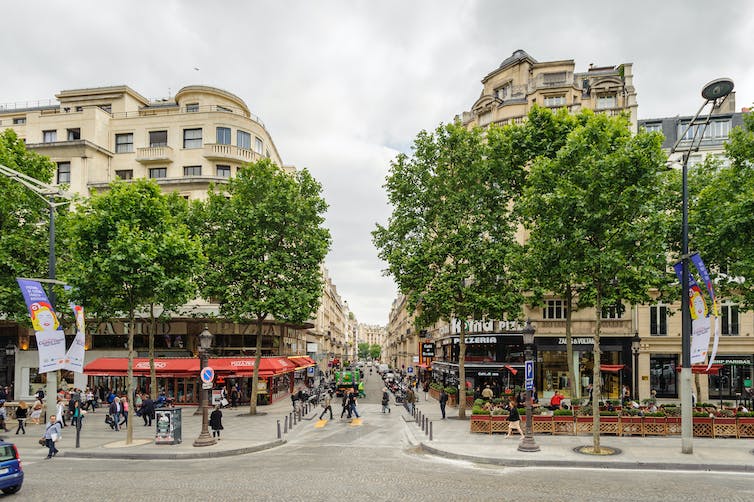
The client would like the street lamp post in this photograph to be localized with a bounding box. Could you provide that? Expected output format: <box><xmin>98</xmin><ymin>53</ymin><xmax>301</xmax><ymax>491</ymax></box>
<box><xmin>518</xmin><ymin>319</ymin><xmax>540</xmax><ymax>452</ymax></box>
<box><xmin>5</xmin><ymin>342</ymin><xmax>16</xmax><ymax>392</ymax></box>
<box><xmin>193</xmin><ymin>326</ymin><xmax>216</xmax><ymax>447</ymax></box>
<box><xmin>631</xmin><ymin>331</ymin><xmax>640</xmax><ymax>401</ymax></box>
<box><xmin>669</xmin><ymin>78</ymin><xmax>734</xmax><ymax>454</ymax></box>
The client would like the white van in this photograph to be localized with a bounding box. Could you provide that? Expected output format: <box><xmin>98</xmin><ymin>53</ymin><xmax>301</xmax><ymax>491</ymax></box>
<box><xmin>378</xmin><ymin>364</ymin><xmax>389</xmax><ymax>374</ymax></box>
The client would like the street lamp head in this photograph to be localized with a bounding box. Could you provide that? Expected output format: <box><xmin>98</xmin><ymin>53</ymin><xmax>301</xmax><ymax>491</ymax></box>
<box><xmin>631</xmin><ymin>330</ymin><xmax>641</xmax><ymax>354</ymax></box>
<box><xmin>4</xmin><ymin>342</ymin><xmax>16</xmax><ymax>357</ymax></box>
<box><xmin>521</xmin><ymin>318</ymin><xmax>535</xmax><ymax>346</ymax></box>
<box><xmin>701</xmin><ymin>78</ymin><xmax>734</xmax><ymax>101</ymax></box>
<box><xmin>198</xmin><ymin>325</ymin><xmax>213</xmax><ymax>351</ymax></box>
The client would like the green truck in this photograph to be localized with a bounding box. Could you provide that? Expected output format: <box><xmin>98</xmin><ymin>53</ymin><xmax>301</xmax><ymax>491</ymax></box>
<box><xmin>334</xmin><ymin>368</ymin><xmax>361</xmax><ymax>396</ymax></box>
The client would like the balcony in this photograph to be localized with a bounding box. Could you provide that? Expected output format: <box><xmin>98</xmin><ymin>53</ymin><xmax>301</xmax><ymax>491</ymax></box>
<box><xmin>136</xmin><ymin>145</ymin><xmax>174</xmax><ymax>164</ymax></box>
<box><xmin>203</xmin><ymin>143</ymin><xmax>261</xmax><ymax>163</ymax></box>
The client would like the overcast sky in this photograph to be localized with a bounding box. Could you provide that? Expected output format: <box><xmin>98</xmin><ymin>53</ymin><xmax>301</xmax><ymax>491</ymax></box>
<box><xmin>2</xmin><ymin>1</ymin><xmax>752</xmax><ymax>325</ymax></box>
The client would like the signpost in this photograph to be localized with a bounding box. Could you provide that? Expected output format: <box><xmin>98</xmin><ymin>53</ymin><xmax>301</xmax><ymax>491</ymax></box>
<box><xmin>201</xmin><ymin>366</ymin><xmax>214</xmax><ymax>390</ymax></box>
<box><xmin>525</xmin><ymin>360</ymin><xmax>534</xmax><ymax>391</ymax></box>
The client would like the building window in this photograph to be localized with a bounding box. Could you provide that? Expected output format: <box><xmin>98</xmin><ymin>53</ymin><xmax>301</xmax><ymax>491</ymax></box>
<box><xmin>649</xmin><ymin>305</ymin><xmax>668</xmax><ymax>336</ymax></box>
<box><xmin>12</xmin><ymin>117</ymin><xmax>25</xmax><ymax>125</ymax></box>
<box><xmin>115</xmin><ymin>133</ymin><xmax>134</xmax><ymax>153</ymax></box>
<box><xmin>596</xmin><ymin>94</ymin><xmax>616</xmax><ymax>110</ymax></box>
<box><xmin>186</xmin><ymin>103</ymin><xmax>199</xmax><ymax>113</ymax></box>
<box><xmin>216</xmin><ymin>165</ymin><xmax>231</xmax><ymax>178</ymax></box>
<box><xmin>706</xmin><ymin>119</ymin><xmax>731</xmax><ymax>139</ymax></box>
<box><xmin>650</xmin><ymin>355</ymin><xmax>677</xmax><ymax>398</ymax></box>
<box><xmin>721</xmin><ymin>304</ymin><xmax>739</xmax><ymax>335</ymax></box>
<box><xmin>67</xmin><ymin>128</ymin><xmax>81</xmax><ymax>141</ymax></box>
<box><xmin>495</xmin><ymin>82</ymin><xmax>512</xmax><ymax>100</ymax></box>
<box><xmin>216</xmin><ymin>127</ymin><xmax>231</xmax><ymax>145</ymax></box>
<box><xmin>75</xmin><ymin>106</ymin><xmax>83</xmax><ymax>112</ymax></box>
<box><xmin>115</xmin><ymin>169</ymin><xmax>133</xmax><ymax>180</ymax></box>
<box><xmin>543</xmin><ymin>300</ymin><xmax>567</xmax><ymax>320</ymax></box>
<box><xmin>99</xmin><ymin>104</ymin><xmax>112</xmax><ymax>113</ymax></box>
<box><xmin>183</xmin><ymin>128</ymin><xmax>202</xmax><ymax>149</ymax></box>
<box><xmin>254</xmin><ymin>137</ymin><xmax>264</xmax><ymax>154</ymax></box>
<box><xmin>543</xmin><ymin>95</ymin><xmax>566</xmax><ymax>108</ymax></box>
<box><xmin>43</xmin><ymin>130</ymin><xmax>57</xmax><ymax>143</ymax></box>
<box><xmin>149</xmin><ymin>130</ymin><xmax>168</xmax><ymax>147</ymax></box>
<box><xmin>237</xmin><ymin>130</ymin><xmax>251</xmax><ymax>150</ymax></box>
<box><xmin>183</xmin><ymin>165</ymin><xmax>202</xmax><ymax>176</ymax></box>
<box><xmin>601</xmin><ymin>303</ymin><xmax>625</xmax><ymax>319</ymax></box>
<box><xmin>149</xmin><ymin>167</ymin><xmax>167</xmax><ymax>178</ymax></box>
<box><xmin>642</xmin><ymin>123</ymin><xmax>662</xmax><ymax>134</ymax></box>
<box><xmin>56</xmin><ymin>162</ymin><xmax>71</xmax><ymax>184</ymax></box>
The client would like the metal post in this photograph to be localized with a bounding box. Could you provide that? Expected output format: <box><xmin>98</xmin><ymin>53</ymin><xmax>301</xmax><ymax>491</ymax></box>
<box><xmin>284</xmin><ymin>415</ymin><xmax>289</xmax><ymax>433</ymax></box>
<box><xmin>193</xmin><ymin>349</ymin><xmax>216</xmax><ymax>447</ymax></box>
<box><xmin>277</xmin><ymin>420</ymin><xmax>281</xmax><ymax>439</ymax></box>
<box><xmin>680</xmin><ymin>148</ymin><xmax>693</xmax><ymax>454</ymax></box>
<box><xmin>518</xmin><ymin>341</ymin><xmax>540</xmax><ymax>452</ymax></box>
<box><xmin>75</xmin><ymin>415</ymin><xmax>82</xmax><ymax>448</ymax></box>
<box><xmin>429</xmin><ymin>421</ymin><xmax>433</xmax><ymax>441</ymax></box>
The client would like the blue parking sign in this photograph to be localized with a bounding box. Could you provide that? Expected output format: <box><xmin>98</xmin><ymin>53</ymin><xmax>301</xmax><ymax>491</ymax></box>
<box><xmin>525</xmin><ymin>360</ymin><xmax>534</xmax><ymax>391</ymax></box>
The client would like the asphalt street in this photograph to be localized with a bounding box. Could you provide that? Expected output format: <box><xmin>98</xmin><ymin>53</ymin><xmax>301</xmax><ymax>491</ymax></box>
<box><xmin>11</xmin><ymin>371</ymin><xmax>754</xmax><ymax>501</ymax></box>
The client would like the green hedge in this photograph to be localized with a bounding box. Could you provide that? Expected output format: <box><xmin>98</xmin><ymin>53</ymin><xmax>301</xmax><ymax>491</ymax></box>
<box><xmin>444</xmin><ymin>386</ymin><xmax>457</xmax><ymax>395</ymax></box>
<box><xmin>553</xmin><ymin>409</ymin><xmax>573</xmax><ymax>416</ymax></box>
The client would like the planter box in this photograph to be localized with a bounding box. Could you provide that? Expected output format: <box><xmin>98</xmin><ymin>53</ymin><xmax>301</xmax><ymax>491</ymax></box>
<box><xmin>621</xmin><ymin>416</ymin><xmax>643</xmax><ymax>436</ymax></box>
<box><xmin>713</xmin><ymin>417</ymin><xmax>738</xmax><ymax>438</ymax></box>
<box><xmin>490</xmin><ymin>415</ymin><xmax>510</xmax><ymax>434</ymax></box>
<box><xmin>552</xmin><ymin>416</ymin><xmax>574</xmax><ymax>435</ymax></box>
<box><xmin>693</xmin><ymin>417</ymin><xmax>714</xmax><ymax>437</ymax></box>
<box><xmin>737</xmin><ymin>417</ymin><xmax>754</xmax><ymax>438</ymax></box>
<box><xmin>448</xmin><ymin>394</ymin><xmax>458</xmax><ymax>407</ymax></box>
<box><xmin>642</xmin><ymin>417</ymin><xmax>667</xmax><ymax>436</ymax></box>
<box><xmin>599</xmin><ymin>416</ymin><xmax>621</xmax><ymax>435</ymax></box>
<box><xmin>470</xmin><ymin>414</ymin><xmax>491</xmax><ymax>434</ymax></box>
<box><xmin>429</xmin><ymin>388</ymin><xmax>440</xmax><ymax>401</ymax></box>
<box><xmin>532</xmin><ymin>415</ymin><xmax>553</xmax><ymax>434</ymax></box>
<box><xmin>575</xmin><ymin>416</ymin><xmax>593</xmax><ymax>435</ymax></box>
<box><xmin>666</xmin><ymin>416</ymin><xmax>681</xmax><ymax>435</ymax></box>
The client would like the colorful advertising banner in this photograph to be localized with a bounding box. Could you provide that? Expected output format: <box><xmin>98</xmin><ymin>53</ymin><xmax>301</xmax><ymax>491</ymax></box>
<box><xmin>16</xmin><ymin>279</ymin><xmax>66</xmax><ymax>373</ymax></box>
<box><xmin>690</xmin><ymin>253</ymin><xmax>721</xmax><ymax>371</ymax></box>
<box><xmin>673</xmin><ymin>263</ymin><xmax>711</xmax><ymax>365</ymax></box>
<box><xmin>62</xmin><ymin>304</ymin><xmax>86</xmax><ymax>373</ymax></box>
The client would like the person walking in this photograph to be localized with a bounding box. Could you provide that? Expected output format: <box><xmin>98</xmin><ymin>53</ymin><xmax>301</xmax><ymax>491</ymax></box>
<box><xmin>85</xmin><ymin>388</ymin><xmax>96</xmax><ymax>412</ymax></box>
<box><xmin>381</xmin><ymin>387</ymin><xmax>391</xmax><ymax>413</ymax></box>
<box><xmin>42</xmin><ymin>415</ymin><xmax>62</xmax><ymax>459</ymax></box>
<box><xmin>72</xmin><ymin>400</ymin><xmax>84</xmax><ymax>430</ymax></box>
<box><xmin>423</xmin><ymin>381</ymin><xmax>429</xmax><ymax>401</ymax></box>
<box><xmin>56</xmin><ymin>397</ymin><xmax>67</xmax><ymax>428</ymax></box>
<box><xmin>141</xmin><ymin>394</ymin><xmax>154</xmax><ymax>427</ymax></box>
<box><xmin>120</xmin><ymin>396</ymin><xmax>129</xmax><ymax>427</ymax></box>
<box><xmin>439</xmin><ymin>388</ymin><xmax>448</xmax><ymax>419</ymax></box>
<box><xmin>406</xmin><ymin>387</ymin><xmax>416</xmax><ymax>415</ymax></box>
<box><xmin>340</xmin><ymin>391</ymin><xmax>351</xmax><ymax>419</ymax></box>
<box><xmin>505</xmin><ymin>397</ymin><xmax>524</xmax><ymax>439</ymax></box>
<box><xmin>319</xmin><ymin>391</ymin><xmax>333</xmax><ymax>420</ymax></box>
<box><xmin>109</xmin><ymin>397</ymin><xmax>122</xmax><ymax>431</ymax></box>
<box><xmin>15</xmin><ymin>401</ymin><xmax>28</xmax><ymax>434</ymax></box>
<box><xmin>0</xmin><ymin>401</ymin><xmax>8</xmax><ymax>432</ymax></box>
<box><xmin>209</xmin><ymin>405</ymin><xmax>223</xmax><ymax>439</ymax></box>
<box><xmin>230</xmin><ymin>385</ymin><xmax>239</xmax><ymax>409</ymax></box>
<box><xmin>348</xmin><ymin>389</ymin><xmax>360</xmax><ymax>419</ymax></box>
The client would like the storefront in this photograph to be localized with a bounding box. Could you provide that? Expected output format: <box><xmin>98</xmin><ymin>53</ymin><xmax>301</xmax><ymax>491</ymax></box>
<box><xmin>288</xmin><ymin>356</ymin><xmax>317</xmax><ymax>389</ymax></box>
<box><xmin>708</xmin><ymin>355</ymin><xmax>754</xmax><ymax>401</ymax></box>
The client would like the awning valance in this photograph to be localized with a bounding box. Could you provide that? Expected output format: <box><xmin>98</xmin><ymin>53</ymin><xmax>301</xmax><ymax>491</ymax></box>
<box><xmin>288</xmin><ymin>356</ymin><xmax>316</xmax><ymax>368</ymax></box>
<box><xmin>83</xmin><ymin>358</ymin><xmax>198</xmax><ymax>377</ymax></box>
<box><xmin>600</xmin><ymin>364</ymin><xmax>626</xmax><ymax>373</ymax></box>
<box><xmin>675</xmin><ymin>364</ymin><xmax>723</xmax><ymax>375</ymax></box>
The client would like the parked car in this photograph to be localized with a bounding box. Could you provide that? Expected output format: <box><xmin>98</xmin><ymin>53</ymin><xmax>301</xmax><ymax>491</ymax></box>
<box><xmin>0</xmin><ymin>440</ymin><xmax>23</xmax><ymax>495</ymax></box>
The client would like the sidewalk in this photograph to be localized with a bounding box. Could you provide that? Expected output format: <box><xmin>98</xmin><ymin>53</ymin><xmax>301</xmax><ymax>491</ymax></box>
<box><xmin>6</xmin><ymin>396</ymin><xmax>315</xmax><ymax>460</ymax></box>
<box><xmin>405</xmin><ymin>395</ymin><xmax>754</xmax><ymax>473</ymax></box>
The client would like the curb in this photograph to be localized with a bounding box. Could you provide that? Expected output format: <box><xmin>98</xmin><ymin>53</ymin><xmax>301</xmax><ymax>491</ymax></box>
<box><xmin>418</xmin><ymin>442</ymin><xmax>754</xmax><ymax>473</ymax></box>
<box><xmin>61</xmin><ymin>439</ymin><xmax>286</xmax><ymax>460</ymax></box>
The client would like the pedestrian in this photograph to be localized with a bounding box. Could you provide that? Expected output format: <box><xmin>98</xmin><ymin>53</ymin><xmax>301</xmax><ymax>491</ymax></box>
<box><xmin>0</xmin><ymin>401</ymin><xmax>8</xmax><ymax>432</ymax></box>
<box><xmin>505</xmin><ymin>397</ymin><xmax>524</xmax><ymax>439</ymax></box>
<box><xmin>423</xmin><ymin>381</ymin><xmax>429</xmax><ymax>401</ymax></box>
<box><xmin>406</xmin><ymin>387</ymin><xmax>416</xmax><ymax>415</ymax></box>
<box><xmin>15</xmin><ymin>401</ymin><xmax>28</xmax><ymax>434</ymax></box>
<box><xmin>230</xmin><ymin>385</ymin><xmax>239</xmax><ymax>408</ymax></box>
<box><xmin>120</xmin><ymin>396</ymin><xmax>129</xmax><ymax>427</ymax></box>
<box><xmin>72</xmin><ymin>400</ymin><xmax>84</xmax><ymax>429</ymax></box>
<box><xmin>56</xmin><ymin>397</ymin><xmax>67</xmax><ymax>428</ymax></box>
<box><xmin>381</xmin><ymin>387</ymin><xmax>391</xmax><ymax>413</ymax></box>
<box><xmin>141</xmin><ymin>394</ymin><xmax>154</xmax><ymax>426</ymax></box>
<box><xmin>348</xmin><ymin>389</ymin><xmax>360</xmax><ymax>419</ymax></box>
<box><xmin>209</xmin><ymin>405</ymin><xmax>223</xmax><ymax>439</ymax></box>
<box><xmin>68</xmin><ymin>395</ymin><xmax>78</xmax><ymax>427</ymax></box>
<box><xmin>439</xmin><ymin>388</ymin><xmax>448</xmax><ymax>419</ymax></box>
<box><xmin>109</xmin><ymin>397</ymin><xmax>122</xmax><ymax>431</ymax></box>
<box><xmin>85</xmin><ymin>388</ymin><xmax>96</xmax><ymax>412</ymax></box>
<box><xmin>319</xmin><ymin>391</ymin><xmax>333</xmax><ymax>420</ymax></box>
<box><xmin>42</xmin><ymin>415</ymin><xmax>62</xmax><ymax>459</ymax></box>
<box><xmin>340</xmin><ymin>391</ymin><xmax>351</xmax><ymax>419</ymax></box>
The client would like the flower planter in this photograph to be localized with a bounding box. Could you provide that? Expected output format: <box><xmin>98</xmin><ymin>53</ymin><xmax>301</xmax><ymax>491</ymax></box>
<box><xmin>575</xmin><ymin>416</ymin><xmax>593</xmax><ymax>435</ymax></box>
<box><xmin>599</xmin><ymin>415</ymin><xmax>621</xmax><ymax>435</ymax></box>
<box><xmin>642</xmin><ymin>416</ymin><xmax>667</xmax><ymax>436</ymax></box>
<box><xmin>429</xmin><ymin>388</ymin><xmax>440</xmax><ymax>401</ymax></box>
<box><xmin>621</xmin><ymin>416</ymin><xmax>643</xmax><ymax>436</ymax></box>
<box><xmin>713</xmin><ymin>417</ymin><xmax>738</xmax><ymax>438</ymax></box>
<box><xmin>552</xmin><ymin>415</ymin><xmax>574</xmax><ymax>435</ymax></box>
<box><xmin>490</xmin><ymin>415</ymin><xmax>510</xmax><ymax>434</ymax></box>
<box><xmin>448</xmin><ymin>394</ymin><xmax>458</xmax><ymax>407</ymax></box>
<box><xmin>470</xmin><ymin>414</ymin><xmax>491</xmax><ymax>434</ymax></box>
<box><xmin>692</xmin><ymin>417</ymin><xmax>714</xmax><ymax>437</ymax></box>
<box><xmin>666</xmin><ymin>416</ymin><xmax>681</xmax><ymax>435</ymax></box>
<box><xmin>737</xmin><ymin>417</ymin><xmax>754</xmax><ymax>438</ymax></box>
<box><xmin>532</xmin><ymin>415</ymin><xmax>553</xmax><ymax>434</ymax></box>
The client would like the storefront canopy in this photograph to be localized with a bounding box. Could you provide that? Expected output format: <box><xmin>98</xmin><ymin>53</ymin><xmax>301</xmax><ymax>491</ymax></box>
<box><xmin>84</xmin><ymin>356</ymin><xmax>300</xmax><ymax>379</ymax></box>
<box><xmin>675</xmin><ymin>364</ymin><xmax>723</xmax><ymax>375</ymax></box>
<box><xmin>600</xmin><ymin>364</ymin><xmax>626</xmax><ymax>373</ymax></box>
<box><xmin>287</xmin><ymin>356</ymin><xmax>316</xmax><ymax>368</ymax></box>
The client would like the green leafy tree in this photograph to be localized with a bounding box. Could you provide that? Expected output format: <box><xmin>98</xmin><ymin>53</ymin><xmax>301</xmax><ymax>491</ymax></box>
<box><xmin>357</xmin><ymin>342</ymin><xmax>370</xmax><ymax>360</ymax></box>
<box><xmin>0</xmin><ymin>129</ymin><xmax>57</xmax><ymax>320</ymax></box>
<box><xmin>523</xmin><ymin>111</ymin><xmax>669</xmax><ymax>452</ymax></box>
<box><xmin>369</xmin><ymin>344</ymin><xmax>382</xmax><ymax>361</ymax></box>
<box><xmin>199</xmin><ymin>159</ymin><xmax>330</xmax><ymax>415</ymax></box>
<box><xmin>374</xmin><ymin>122</ymin><xmax>523</xmax><ymax>418</ymax></box>
<box><xmin>61</xmin><ymin>179</ymin><xmax>205</xmax><ymax>444</ymax></box>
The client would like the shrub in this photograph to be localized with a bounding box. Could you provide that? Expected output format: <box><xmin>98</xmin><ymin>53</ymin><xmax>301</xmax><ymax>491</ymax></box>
<box><xmin>718</xmin><ymin>409</ymin><xmax>735</xmax><ymax>417</ymax></box>
<box><xmin>553</xmin><ymin>409</ymin><xmax>573</xmax><ymax>416</ymax></box>
<box><xmin>517</xmin><ymin>407</ymin><xmax>526</xmax><ymax>416</ymax></box>
<box><xmin>663</xmin><ymin>406</ymin><xmax>681</xmax><ymax>417</ymax></box>
<box><xmin>737</xmin><ymin>411</ymin><xmax>754</xmax><ymax>417</ymax></box>
<box><xmin>491</xmin><ymin>407</ymin><xmax>509</xmax><ymax>416</ymax></box>
<box><xmin>474</xmin><ymin>399</ymin><xmax>485</xmax><ymax>408</ymax></box>
<box><xmin>693</xmin><ymin>411</ymin><xmax>710</xmax><ymax>418</ymax></box>
<box><xmin>430</xmin><ymin>382</ymin><xmax>443</xmax><ymax>391</ymax></box>
<box><xmin>444</xmin><ymin>386</ymin><xmax>457</xmax><ymax>395</ymax></box>
<box><xmin>471</xmin><ymin>407</ymin><xmax>490</xmax><ymax>415</ymax></box>
<box><xmin>643</xmin><ymin>411</ymin><xmax>666</xmax><ymax>417</ymax></box>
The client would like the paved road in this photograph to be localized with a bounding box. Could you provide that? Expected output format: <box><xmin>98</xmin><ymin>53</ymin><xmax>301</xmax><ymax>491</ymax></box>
<box><xmin>13</xmin><ymin>371</ymin><xmax>754</xmax><ymax>501</ymax></box>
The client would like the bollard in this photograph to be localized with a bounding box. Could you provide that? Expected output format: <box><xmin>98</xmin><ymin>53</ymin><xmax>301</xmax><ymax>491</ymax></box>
<box><xmin>293</xmin><ymin>411</ymin><xmax>297</xmax><ymax>425</ymax></box>
<box><xmin>423</xmin><ymin>416</ymin><xmax>427</xmax><ymax>433</ymax></box>
<box><xmin>289</xmin><ymin>412</ymin><xmax>293</xmax><ymax>428</ymax></box>
<box><xmin>75</xmin><ymin>416</ymin><xmax>82</xmax><ymax>448</ymax></box>
<box><xmin>425</xmin><ymin>417</ymin><xmax>429</xmax><ymax>436</ymax></box>
<box><xmin>429</xmin><ymin>421</ymin><xmax>433</xmax><ymax>441</ymax></box>
<box><xmin>277</xmin><ymin>419</ymin><xmax>281</xmax><ymax>439</ymax></box>
<box><xmin>421</xmin><ymin>415</ymin><xmax>425</xmax><ymax>432</ymax></box>
<box><xmin>284</xmin><ymin>415</ymin><xmax>289</xmax><ymax>434</ymax></box>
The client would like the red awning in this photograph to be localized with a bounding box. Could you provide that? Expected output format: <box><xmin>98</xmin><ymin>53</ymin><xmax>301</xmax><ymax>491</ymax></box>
<box><xmin>287</xmin><ymin>356</ymin><xmax>316</xmax><ymax>368</ymax></box>
<box><xmin>210</xmin><ymin>357</ymin><xmax>297</xmax><ymax>377</ymax></box>
<box><xmin>504</xmin><ymin>365</ymin><xmax>518</xmax><ymax>375</ymax></box>
<box><xmin>600</xmin><ymin>364</ymin><xmax>626</xmax><ymax>373</ymax></box>
<box><xmin>675</xmin><ymin>364</ymin><xmax>723</xmax><ymax>375</ymax></box>
<box><xmin>84</xmin><ymin>358</ymin><xmax>198</xmax><ymax>377</ymax></box>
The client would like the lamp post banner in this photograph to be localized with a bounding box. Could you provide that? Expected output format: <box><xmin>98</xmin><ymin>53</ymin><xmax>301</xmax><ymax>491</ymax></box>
<box><xmin>690</xmin><ymin>253</ymin><xmax>721</xmax><ymax>370</ymax></box>
<box><xmin>17</xmin><ymin>278</ymin><xmax>66</xmax><ymax>373</ymax></box>
<box><xmin>673</xmin><ymin>260</ymin><xmax>715</xmax><ymax>366</ymax></box>
<box><xmin>62</xmin><ymin>304</ymin><xmax>86</xmax><ymax>373</ymax></box>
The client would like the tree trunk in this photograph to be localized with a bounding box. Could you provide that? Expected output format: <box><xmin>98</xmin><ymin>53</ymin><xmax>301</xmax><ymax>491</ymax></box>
<box><xmin>458</xmin><ymin>319</ymin><xmax>467</xmax><ymax>419</ymax></box>
<box><xmin>249</xmin><ymin>317</ymin><xmax>264</xmax><ymax>415</ymax></box>
<box><xmin>565</xmin><ymin>287</ymin><xmax>578</xmax><ymax>401</ymax></box>
<box><xmin>126</xmin><ymin>308</ymin><xmax>135</xmax><ymax>445</ymax></box>
<box><xmin>592</xmin><ymin>290</ymin><xmax>602</xmax><ymax>453</ymax></box>
<box><xmin>149</xmin><ymin>303</ymin><xmax>156</xmax><ymax>400</ymax></box>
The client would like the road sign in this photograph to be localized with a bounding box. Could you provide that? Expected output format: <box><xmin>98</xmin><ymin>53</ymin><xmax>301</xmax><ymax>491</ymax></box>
<box><xmin>407</xmin><ymin>366</ymin><xmax>414</xmax><ymax>374</ymax></box>
<box><xmin>200</xmin><ymin>366</ymin><xmax>215</xmax><ymax>383</ymax></box>
<box><xmin>202</xmin><ymin>382</ymin><xmax>212</xmax><ymax>390</ymax></box>
<box><xmin>307</xmin><ymin>366</ymin><xmax>315</xmax><ymax>375</ymax></box>
<box><xmin>525</xmin><ymin>360</ymin><xmax>534</xmax><ymax>391</ymax></box>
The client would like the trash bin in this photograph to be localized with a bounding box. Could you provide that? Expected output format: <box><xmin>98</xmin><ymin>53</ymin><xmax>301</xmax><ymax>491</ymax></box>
<box><xmin>154</xmin><ymin>407</ymin><xmax>182</xmax><ymax>445</ymax></box>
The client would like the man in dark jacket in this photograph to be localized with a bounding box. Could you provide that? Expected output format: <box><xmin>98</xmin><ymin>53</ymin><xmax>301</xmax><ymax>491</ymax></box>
<box><xmin>140</xmin><ymin>394</ymin><xmax>154</xmax><ymax>426</ymax></box>
<box><xmin>439</xmin><ymin>388</ymin><xmax>448</xmax><ymax>419</ymax></box>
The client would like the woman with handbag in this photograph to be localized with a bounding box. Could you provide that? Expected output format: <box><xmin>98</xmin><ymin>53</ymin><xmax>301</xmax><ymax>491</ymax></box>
<box><xmin>42</xmin><ymin>414</ymin><xmax>62</xmax><ymax>459</ymax></box>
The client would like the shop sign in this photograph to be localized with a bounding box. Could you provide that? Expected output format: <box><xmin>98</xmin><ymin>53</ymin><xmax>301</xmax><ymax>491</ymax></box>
<box><xmin>451</xmin><ymin>336</ymin><xmax>498</xmax><ymax>345</ymax></box>
<box><xmin>421</xmin><ymin>343</ymin><xmax>435</xmax><ymax>357</ymax></box>
<box><xmin>439</xmin><ymin>318</ymin><xmax>526</xmax><ymax>335</ymax></box>
<box><xmin>714</xmin><ymin>356</ymin><xmax>753</xmax><ymax>366</ymax></box>
<box><xmin>557</xmin><ymin>337</ymin><xmax>594</xmax><ymax>345</ymax></box>
<box><xmin>477</xmin><ymin>371</ymin><xmax>500</xmax><ymax>377</ymax></box>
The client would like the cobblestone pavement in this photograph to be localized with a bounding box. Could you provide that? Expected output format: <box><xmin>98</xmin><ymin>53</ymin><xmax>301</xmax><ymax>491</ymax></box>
<box><xmin>10</xmin><ymin>371</ymin><xmax>754</xmax><ymax>501</ymax></box>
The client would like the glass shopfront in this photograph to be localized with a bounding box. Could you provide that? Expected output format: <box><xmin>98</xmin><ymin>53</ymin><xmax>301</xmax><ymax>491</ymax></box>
<box><xmin>649</xmin><ymin>354</ymin><xmax>678</xmax><ymax>398</ymax></box>
<box><xmin>708</xmin><ymin>355</ymin><xmax>754</xmax><ymax>400</ymax></box>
